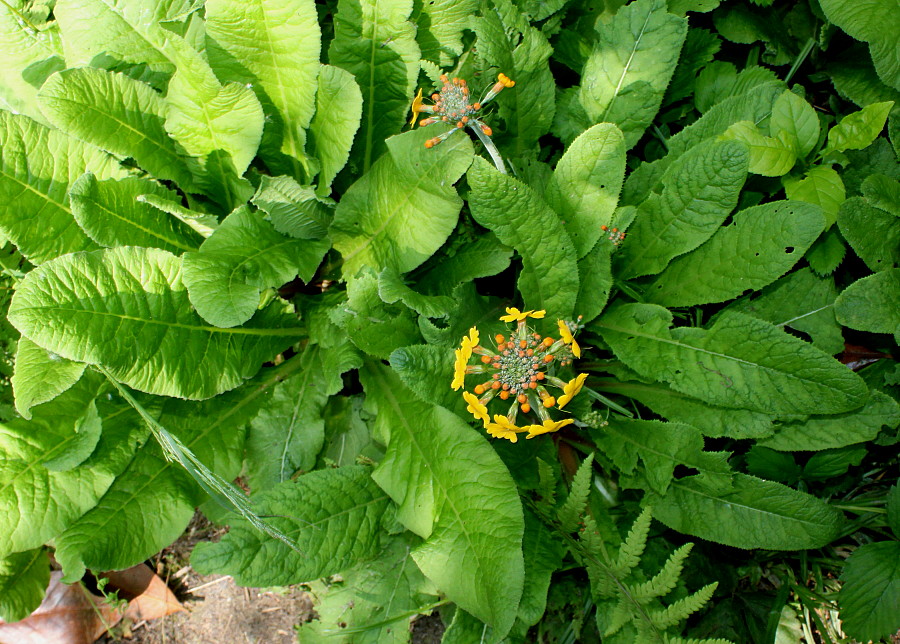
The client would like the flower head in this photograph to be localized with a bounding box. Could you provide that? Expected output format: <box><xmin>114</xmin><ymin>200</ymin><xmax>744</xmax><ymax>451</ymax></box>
<box><xmin>557</xmin><ymin>373</ymin><xmax>588</xmax><ymax>409</ymax></box>
<box><xmin>525</xmin><ymin>418</ymin><xmax>574</xmax><ymax>439</ymax></box>
<box><xmin>500</xmin><ymin>307</ymin><xmax>546</xmax><ymax>323</ymax></box>
<box><xmin>463</xmin><ymin>391</ymin><xmax>490</xmax><ymax>427</ymax></box>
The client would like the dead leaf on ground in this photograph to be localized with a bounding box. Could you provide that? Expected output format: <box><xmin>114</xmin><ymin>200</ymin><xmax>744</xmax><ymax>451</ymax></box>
<box><xmin>103</xmin><ymin>563</ymin><xmax>184</xmax><ymax>622</ymax></box>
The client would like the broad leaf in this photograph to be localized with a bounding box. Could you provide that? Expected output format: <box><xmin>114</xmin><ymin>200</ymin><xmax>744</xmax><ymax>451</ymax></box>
<box><xmin>8</xmin><ymin>247</ymin><xmax>304</xmax><ymax>400</ymax></box>
<box><xmin>819</xmin><ymin>0</ymin><xmax>900</xmax><ymax>90</ymax></box>
<box><xmin>309</xmin><ymin>65</ymin><xmax>362</xmax><ymax>196</ymax></box>
<box><xmin>0</xmin><ymin>548</ymin><xmax>50</xmax><ymax>623</ymax></box>
<box><xmin>838</xmin><ymin>541</ymin><xmax>900</xmax><ymax>642</ymax></box>
<box><xmin>835</xmin><ymin>269</ymin><xmax>900</xmax><ymax>334</ymax></box>
<box><xmin>770</xmin><ymin>90</ymin><xmax>819</xmax><ymax>158</ymax></box>
<box><xmin>414</xmin><ymin>234</ymin><xmax>513</xmax><ymax>295</ymax></box>
<box><xmin>823</xmin><ymin>101</ymin><xmax>894</xmax><ymax>155</ymax></box>
<box><xmin>251</xmin><ymin>175</ymin><xmax>331</xmax><ymax>240</ymax></box>
<box><xmin>837</xmin><ymin>197</ymin><xmax>900</xmax><ymax>273</ymax></box>
<box><xmin>516</xmin><ymin>510</ymin><xmax>566</xmax><ymax>632</ymax></box>
<box><xmin>721</xmin><ymin>121</ymin><xmax>796</xmax><ymax>176</ymax></box>
<box><xmin>784</xmin><ymin>166</ymin><xmax>846</xmax><ymax>228</ymax></box>
<box><xmin>596</xmin><ymin>304</ymin><xmax>868</xmax><ymax>415</ymax></box>
<box><xmin>12</xmin><ymin>337</ymin><xmax>86</xmax><ymax>421</ymax></box>
<box><xmin>378</xmin><ymin>269</ymin><xmax>455</xmax><ymax>319</ymax></box>
<box><xmin>576</xmin><ymin>240</ymin><xmax>614</xmax><ymax>324</ymax></box>
<box><xmin>417</xmin><ymin>0</ymin><xmax>479</xmax><ymax>65</ymax></box>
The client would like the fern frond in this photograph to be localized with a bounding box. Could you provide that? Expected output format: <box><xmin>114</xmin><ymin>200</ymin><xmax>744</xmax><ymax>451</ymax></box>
<box><xmin>663</xmin><ymin>636</ymin><xmax>735</xmax><ymax>644</ymax></box>
<box><xmin>649</xmin><ymin>582</ymin><xmax>719</xmax><ymax>630</ymax></box>
<box><xmin>631</xmin><ymin>543</ymin><xmax>694</xmax><ymax>601</ymax></box>
<box><xmin>535</xmin><ymin>458</ymin><xmax>558</xmax><ymax>514</ymax></box>
<box><xmin>614</xmin><ymin>506</ymin><xmax>652</xmax><ymax>574</ymax></box>
<box><xmin>558</xmin><ymin>453</ymin><xmax>595</xmax><ymax>532</ymax></box>
<box><xmin>419</xmin><ymin>59</ymin><xmax>444</xmax><ymax>87</ymax></box>
<box><xmin>600</xmin><ymin>597</ymin><xmax>633</xmax><ymax>637</ymax></box>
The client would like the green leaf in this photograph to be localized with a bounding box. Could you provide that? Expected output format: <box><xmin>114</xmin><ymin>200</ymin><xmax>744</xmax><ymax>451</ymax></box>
<box><xmin>837</xmin><ymin>197</ymin><xmax>900</xmax><ymax>273</ymax></box>
<box><xmin>888</xmin><ymin>484</ymin><xmax>900</xmax><ymax>538</ymax></box>
<box><xmin>378</xmin><ymin>268</ymin><xmax>455</xmax><ymax>318</ymax></box>
<box><xmin>69</xmin><ymin>173</ymin><xmax>203</xmax><ymax>254</ymax></box>
<box><xmin>467</xmin><ymin>156</ymin><xmax>579</xmax><ymax>321</ymax></box>
<box><xmin>192</xmin><ymin>465</ymin><xmax>389</xmax><ymax>585</ymax></box>
<box><xmin>413</xmin><ymin>233</ymin><xmax>513</xmax><ymax>295</ymax></box>
<box><xmin>0</xmin><ymin>111</ymin><xmax>122</xmax><ymax>264</ymax></box>
<box><xmin>182</xmin><ymin>206</ymin><xmax>329</xmax><ymax>328</ymax></box>
<box><xmin>806</xmin><ymin>228</ymin><xmax>847</xmax><ymax>276</ymax></box>
<box><xmin>41</xmin><ymin>400</ymin><xmax>102</xmax><ymax>472</ymax></box>
<box><xmin>644</xmin><ymin>201</ymin><xmax>824</xmax><ymax>307</ymax></box>
<box><xmin>770</xmin><ymin>90</ymin><xmax>819</xmax><ymax>158</ymax></box>
<box><xmin>802</xmin><ymin>446</ymin><xmax>866</xmax><ymax>480</ymax></box>
<box><xmin>330</xmin><ymin>128</ymin><xmax>473</xmax><ymax>277</ymax></box>
<box><xmin>838</xmin><ymin>541</ymin><xmax>900</xmax><ymax>642</ymax></box>
<box><xmin>758</xmin><ymin>391</ymin><xmax>900</xmax><ymax>451</ymax></box>
<box><xmin>649</xmin><ymin>473</ymin><xmax>844</xmax><ymax>550</ymax></box>
<box><xmin>721</xmin><ymin>121</ymin><xmax>796</xmax><ymax>176</ymax></box>
<box><xmin>12</xmin><ymin>337</ymin><xmax>86</xmax><ymax>421</ymax></box>
<box><xmin>251</xmin><ymin>175</ymin><xmax>331</xmax><ymax>240</ymax></box>
<box><xmin>328</xmin><ymin>0</ymin><xmax>420</xmax><ymax>171</ymax></box>
<box><xmin>309</xmin><ymin>65</ymin><xmax>362</xmax><ymax>196</ymax></box>
<box><xmin>579</xmin><ymin>0</ymin><xmax>687</xmax><ymax>148</ymax></box>
<box><xmin>862</xmin><ymin>173</ymin><xmax>900</xmax><ymax>217</ymax></box>
<box><xmin>727</xmin><ymin>267</ymin><xmax>843</xmax><ymax>355</ymax></box>
<box><xmin>389</xmin><ymin>344</ymin><xmax>468</xmax><ymax>417</ymax></box>
<box><xmin>617</xmin><ymin>139</ymin><xmax>749</xmax><ymax>279</ymax></box>
<box><xmin>8</xmin><ymin>246</ymin><xmax>304</xmax><ymax>400</ymax></box>
<box><xmin>576</xmin><ymin>239</ymin><xmax>614</xmax><ymax>324</ymax></box>
<box><xmin>361</xmin><ymin>362</ymin><xmax>524</xmax><ymax>638</ymax></box>
<box><xmin>664</xmin><ymin>28</ymin><xmax>721</xmax><ymax>105</ymax></box>
<box><xmin>819</xmin><ymin>0</ymin><xmax>900</xmax><ymax>91</ymax></box>
<box><xmin>517</xmin><ymin>510</ymin><xmax>566</xmax><ymax>630</ymax></box>
<box><xmin>38</xmin><ymin>68</ymin><xmax>196</xmax><ymax>189</ymax></box>
<box><xmin>595</xmin><ymin>304</ymin><xmax>868</xmax><ymax>415</ymax></box>
<box><xmin>783</xmin><ymin>165</ymin><xmax>846</xmax><ymax>229</ymax></box>
<box><xmin>246</xmin><ymin>342</ymin><xmax>361</xmax><ymax>490</ymax></box>
<box><xmin>745</xmin><ymin>447</ymin><xmax>802</xmax><ymax>485</ymax></box>
<box><xmin>835</xmin><ymin>269</ymin><xmax>900</xmax><ymax>334</ymax></box>
<box><xmin>206</xmin><ymin>0</ymin><xmax>321</xmax><ymax>178</ymax></box>
<box><xmin>0</xmin><ymin>548</ymin><xmax>49</xmax><ymax>623</ymax></box>
<box><xmin>0</xmin><ymin>374</ymin><xmax>145</xmax><ymax>556</ymax></box>
<box><xmin>417</xmin><ymin>0</ymin><xmax>479</xmax><ymax>65</ymax></box>
<box><xmin>823</xmin><ymin>101</ymin><xmax>894</xmax><ymax>155</ymax></box>
<box><xmin>545</xmin><ymin>124</ymin><xmax>626</xmax><ymax>259</ymax></box>
<box><xmin>595</xmin><ymin>419</ymin><xmax>732</xmax><ymax>494</ymax></box>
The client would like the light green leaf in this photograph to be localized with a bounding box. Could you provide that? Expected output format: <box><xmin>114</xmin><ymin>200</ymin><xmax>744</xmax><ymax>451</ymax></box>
<box><xmin>0</xmin><ymin>375</ymin><xmax>145</xmax><ymax>556</ymax></box>
<box><xmin>728</xmin><ymin>267</ymin><xmax>843</xmax><ymax>355</ymax></box>
<box><xmin>378</xmin><ymin>268</ymin><xmax>455</xmax><ymax>318</ymax></box>
<box><xmin>759</xmin><ymin>391</ymin><xmax>900</xmax><ymax>451</ymax></box>
<box><xmin>38</xmin><ymin>68</ymin><xmax>196</xmax><ymax>189</ymax></box>
<box><xmin>617</xmin><ymin>139</ymin><xmax>748</xmax><ymax>279</ymax></box>
<box><xmin>783</xmin><ymin>165</ymin><xmax>845</xmax><ymax>228</ymax></box>
<box><xmin>824</xmin><ymin>101</ymin><xmax>894</xmax><ymax>155</ymax></box>
<box><xmin>413</xmin><ymin>234</ymin><xmax>513</xmax><ymax>295</ymax></box>
<box><xmin>835</xmin><ymin>269</ymin><xmax>900</xmax><ymax>334</ymax></box>
<box><xmin>838</xmin><ymin>541</ymin><xmax>900</xmax><ymax>642</ymax></box>
<box><xmin>12</xmin><ymin>337</ymin><xmax>86</xmax><ymax>421</ymax></box>
<box><xmin>468</xmin><ymin>156</ymin><xmax>579</xmax><ymax>321</ymax></box>
<box><xmin>770</xmin><ymin>90</ymin><xmax>819</xmax><ymax>158</ymax></box>
<box><xmin>329</xmin><ymin>0</ymin><xmax>420</xmax><ymax>171</ymax></box>
<box><xmin>8</xmin><ymin>246</ymin><xmax>304</xmax><ymax>400</ymax></box>
<box><xmin>862</xmin><ymin>173</ymin><xmax>900</xmax><ymax>217</ymax></box>
<box><xmin>53</xmin><ymin>361</ymin><xmax>280</xmax><ymax>582</ymax></box>
<box><xmin>362</xmin><ymin>362</ymin><xmax>524</xmax><ymax>638</ymax></box>
<box><xmin>309</xmin><ymin>65</ymin><xmax>362</xmax><ymax>196</ymax></box>
<box><xmin>0</xmin><ymin>111</ymin><xmax>122</xmax><ymax>264</ymax></box>
<box><xmin>579</xmin><ymin>0</ymin><xmax>687</xmax><ymax>148</ymax></box>
<box><xmin>69</xmin><ymin>173</ymin><xmax>203</xmax><ymax>254</ymax></box>
<box><xmin>645</xmin><ymin>201</ymin><xmax>824</xmax><ymax>307</ymax></box>
<box><xmin>721</xmin><ymin>120</ymin><xmax>796</xmax><ymax>176</ymax></box>
<box><xmin>0</xmin><ymin>548</ymin><xmax>49</xmax><ymax>623</ymax></box>
<box><xmin>649</xmin><ymin>473</ymin><xmax>844</xmax><ymax>550</ymax></box>
<box><xmin>819</xmin><ymin>0</ymin><xmax>900</xmax><ymax>91</ymax></box>
<box><xmin>330</xmin><ymin>128</ymin><xmax>473</xmax><ymax>277</ymax></box>
<box><xmin>595</xmin><ymin>303</ymin><xmax>868</xmax><ymax>415</ymax></box>
<box><xmin>251</xmin><ymin>175</ymin><xmax>331</xmax><ymax>240</ymax></box>
<box><xmin>545</xmin><ymin>124</ymin><xmax>626</xmax><ymax>259</ymax></box>
<box><xmin>417</xmin><ymin>0</ymin><xmax>479</xmax><ymax>65</ymax></box>
<box><xmin>192</xmin><ymin>466</ymin><xmax>389</xmax><ymax>585</ymax></box>
<box><xmin>206</xmin><ymin>0</ymin><xmax>321</xmax><ymax>178</ymax></box>
<box><xmin>137</xmin><ymin>193</ymin><xmax>220</xmax><ymax>239</ymax></box>
<box><xmin>182</xmin><ymin>207</ymin><xmax>329</xmax><ymax>328</ymax></box>
<box><xmin>837</xmin><ymin>197</ymin><xmax>900</xmax><ymax>273</ymax></box>
<box><xmin>246</xmin><ymin>342</ymin><xmax>361</xmax><ymax>490</ymax></box>
<box><xmin>42</xmin><ymin>400</ymin><xmax>102</xmax><ymax>472</ymax></box>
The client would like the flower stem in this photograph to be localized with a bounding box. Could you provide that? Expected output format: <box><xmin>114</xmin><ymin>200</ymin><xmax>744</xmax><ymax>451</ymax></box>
<box><xmin>470</xmin><ymin>123</ymin><xmax>507</xmax><ymax>174</ymax></box>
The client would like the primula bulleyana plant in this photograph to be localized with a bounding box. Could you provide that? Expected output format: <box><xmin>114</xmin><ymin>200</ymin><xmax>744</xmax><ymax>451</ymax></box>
<box><xmin>0</xmin><ymin>0</ymin><xmax>899</xmax><ymax>642</ymax></box>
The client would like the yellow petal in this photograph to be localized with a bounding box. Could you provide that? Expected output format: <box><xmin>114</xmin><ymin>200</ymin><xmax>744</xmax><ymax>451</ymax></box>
<box><xmin>558</xmin><ymin>320</ymin><xmax>581</xmax><ymax>358</ymax></box>
<box><xmin>409</xmin><ymin>88</ymin><xmax>424</xmax><ymax>126</ymax></box>
<box><xmin>557</xmin><ymin>373</ymin><xmax>589</xmax><ymax>409</ymax></box>
<box><xmin>451</xmin><ymin>348</ymin><xmax>467</xmax><ymax>390</ymax></box>
<box><xmin>463</xmin><ymin>391</ymin><xmax>490</xmax><ymax>427</ymax></box>
<box><xmin>525</xmin><ymin>418</ymin><xmax>574</xmax><ymax>439</ymax></box>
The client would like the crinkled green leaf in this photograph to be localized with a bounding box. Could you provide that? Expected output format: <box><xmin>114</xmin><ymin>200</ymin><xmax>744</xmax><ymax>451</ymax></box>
<box><xmin>576</xmin><ymin>239</ymin><xmax>614</xmax><ymax>324</ymax></box>
<box><xmin>41</xmin><ymin>400</ymin><xmax>102</xmax><ymax>472</ymax></box>
<box><xmin>579</xmin><ymin>0</ymin><xmax>686</xmax><ymax>148</ymax></box>
<box><xmin>862</xmin><ymin>173</ymin><xmax>900</xmax><ymax>217</ymax></box>
<box><xmin>828</xmin><ymin>47</ymin><xmax>900</xmax><ymax>110</ymax></box>
<box><xmin>645</xmin><ymin>201</ymin><xmax>824</xmax><ymax>307</ymax></box>
<box><xmin>331</xmin><ymin>127</ymin><xmax>472</xmax><ymax>276</ymax></box>
<box><xmin>0</xmin><ymin>374</ymin><xmax>145</xmax><ymax>556</ymax></box>
<box><xmin>745</xmin><ymin>447</ymin><xmax>802</xmax><ymax>485</ymax></box>
<box><xmin>728</xmin><ymin>267</ymin><xmax>843</xmax><ymax>355</ymax></box>
<box><xmin>617</xmin><ymin>139</ymin><xmax>748</xmax><ymax>279</ymax></box>
<box><xmin>192</xmin><ymin>466</ymin><xmax>389</xmax><ymax>586</ymax></box>
<box><xmin>468</xmin><ymin>156</ymin><xmax>579</xmax><ymax>321</ymax></box>
<box><xmin>770</xmin><ymin>90</ymin><xmax>819</xmax><ymax>158</ymax></box>
<box><xmin>842</xmin><ymin>138</ymin><xmax>900</xmax><ymax>195</ymax></box>
<box><xmin>806</xmin><ymin>228</ymin><xmax>847</xmax><ymax>276</ymax></box>
<box><xmin>823</xmin><ymin>101</ymin><xmax>894</xmax><ymax>155</ymax></box>
<box><xmin>819</xmin><ymin>0</ymin><xmax>900</xmax><ymax>91</ymax></box>
<box><xmin>417</xmin><ymin>0</ymin><xmax>479</xmax><ymax>65</ymax></box>
<box><xmin>834</xmin><ymin>269</ymin><xmax>900</xmax><ymax>334</ymax></box>
<box><xmin>8</xmin><ymin>246</ymin><xmax>304</xmax><ymax>400</ymax></box>
<box><xmin>309</xmin><ymin>64</ymin><xmax>362</xmax><ymax>196</ymax></box>
<box><xmin>12</xmin><ymin>337</ymin><xmax>86</xmax><ymax>421</ymax></box>
<box><xmin>837</xmin><ymin>197</ymin><xmax>900</xmax><ymax>273</ymax></box>
<box><xmin>206</xmin><ymin>0</ymin><xmax>321</xmax><ymax>178</ymax></box>
<box><xmin>38</xmin><ymin>67</ymin><xmax>196</xmax><ymax>189</ymax></box>
<box><xmin>182</xmin><ymin>207</ymin><xmax>329</xmax><ymax>328</ymax></box>
<box><xmin>0</xmin><ymin>548</ymin><xmax>50</xmax><ymax>623</ymax></box>
<box><xmin>69</xmin><ymin>173</ymin><xmax>203</xmax><ymax>254</ymax></box>
<box><xmin>389</xmin><ymin>344</ymin><xmax>466</xmax><ymax>416</ymax></box>
<box><xmin>378</xmin><ymin>268</ymin><xmax>455</xmax><ymax>318</ymax></box>
<box><xmin>664</xmin><ymin>28</ymin><xmax>721</xmax><ymax>105</ymax></box>
<box><xmin>362</xmin><ymin>362</ymin><xmax>524</xmax><ymax>638</ymax></box>
<box><xmin>246</xmin><ymin>342</ymin><xmax>361</xmax><ymax>490</ymax></box>
<box><xmin>545</xmin><ymin>124</ymin><xmax>626</xmax><ymax>259</ymax></box>
<box><xmin>251</xmin><ymin>175</ymin><xmax>331</xmax><ymax>240</ymax></box>
<box><xmin>329</xmin><ymin>0</ymin><xmax>420</xmax><ymax>171</ymax></box>
<box><xmin>721</xmin><ymin>121</ymin><xmax>796</xmax><ymax>176</ymax></box>
<box><xmin>758</xmin><ymin>391</ymin><xmax>900</xmax><ymax>451</ymax></box>
<box><xmin>417</xmin><ymin>284</ymin><xmax>507</xmax><ymax>349</ymax></box>
<box><xmin>649</xmin><ymin>473</ymin><xmax>844</xmax><ymax>550</ymax></box>
<box><xmin>784</xmin><ymin>165</ymin><xmax>845</xmax><ymax>228</ymax></box>
<box><xmin>838</xmin><ymin>541</ymin><xmax>900</xmax><ymax>642</ymax></box>
<box><xmin>596</xmin><ymin>304</ymin><xmax>868</xmax><ymax>415</ymax></box>
<box><xmin>137</xmin><ymin>193</ymin><xmax>220</xmax><ymax>239</ymax></box>
<box><xmin>414</xmin><ymin>233</ymin><xmax>513</xmax><ymax>295</ymax></box>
